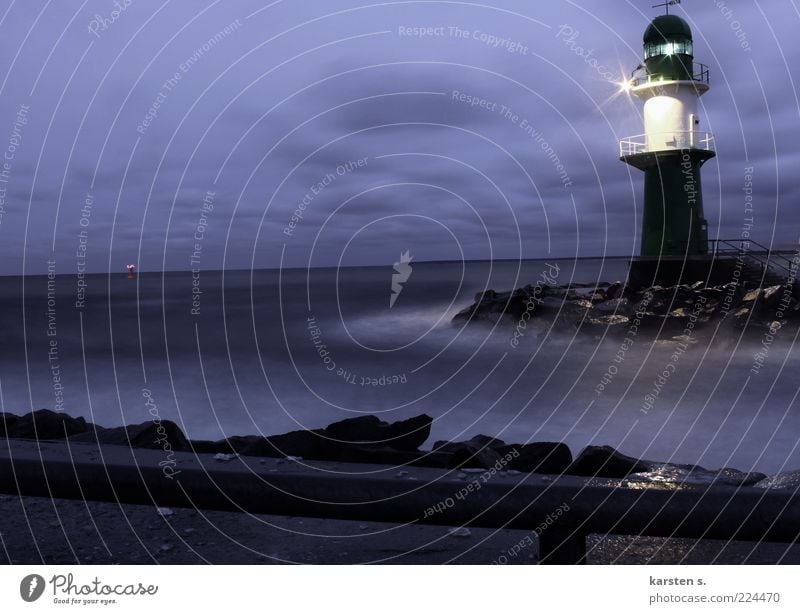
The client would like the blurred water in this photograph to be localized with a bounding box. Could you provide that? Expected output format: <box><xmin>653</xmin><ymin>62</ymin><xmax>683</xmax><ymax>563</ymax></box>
<box><xmin>1</xmin><ymin>259</ymin><xmax>798</xmax><ymax>474</ymax></box>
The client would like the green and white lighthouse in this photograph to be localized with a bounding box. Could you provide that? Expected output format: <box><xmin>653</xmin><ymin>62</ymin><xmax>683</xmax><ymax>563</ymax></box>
<box><xmin>620</xmin><ymin>11</ymin><xmax>715</xmax><ymax>262</ymax></box>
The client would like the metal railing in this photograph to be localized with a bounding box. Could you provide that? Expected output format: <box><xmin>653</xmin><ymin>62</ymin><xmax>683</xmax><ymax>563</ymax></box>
<box><xmin>630</xmin><ymin>61</ymin><xmax>710</xmax><ymax>87</ymax></box>
<box><xmin>620</xmin><ymin>131</ymin><xmax>715</xmax><ymax>157</ymax></box>
<box><xmin>710</xmin><ymin>239</ymin><xmax>798</xmax><ymax>283</ymax></box>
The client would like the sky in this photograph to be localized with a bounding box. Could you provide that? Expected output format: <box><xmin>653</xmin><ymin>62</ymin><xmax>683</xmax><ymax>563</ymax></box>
<box><xmin>0</xmin><ymin>0</ymin><xmax>797</xmax><ymax>274</ymax></box>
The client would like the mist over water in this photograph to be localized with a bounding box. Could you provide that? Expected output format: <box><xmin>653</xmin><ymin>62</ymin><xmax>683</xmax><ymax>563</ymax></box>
<box><xmin>1</xmin><ymin>259</ymin><xmax>797</xmax><ymax>475</ymax></box>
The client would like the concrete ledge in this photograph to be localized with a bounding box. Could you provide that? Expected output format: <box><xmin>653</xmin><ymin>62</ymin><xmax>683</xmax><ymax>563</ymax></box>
<box><xmin>2</xmin><ymin>439</ymin><xmax>799</xmax><ymax>564</ymax></box>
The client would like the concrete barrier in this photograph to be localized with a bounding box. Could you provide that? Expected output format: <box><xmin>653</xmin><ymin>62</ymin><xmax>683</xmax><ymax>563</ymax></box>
<box><xmin>1</xmin><ymin>440</ymin><xmax>798</xmax><ymax>564</ymax></box>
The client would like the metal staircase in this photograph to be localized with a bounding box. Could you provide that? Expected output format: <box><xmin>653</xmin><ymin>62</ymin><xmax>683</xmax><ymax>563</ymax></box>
<box><xmin>709</xmin><ymin>239</ymin><xmax>796</xmax><ymax>287</ymax></box>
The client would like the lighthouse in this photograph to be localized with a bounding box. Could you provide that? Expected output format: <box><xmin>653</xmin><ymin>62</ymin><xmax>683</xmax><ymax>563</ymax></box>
<box><xmin>620</xmin><ymin>9</ymin><xmax>716</xmax><ymax>284</ymax></box>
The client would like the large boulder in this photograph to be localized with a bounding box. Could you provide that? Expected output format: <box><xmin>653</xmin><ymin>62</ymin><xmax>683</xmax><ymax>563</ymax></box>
<box><xmin>246</xmin><ymin>429</ymin><xmax>327</xmax><ymax>458</ymax></box>
<box><xmin>200</xmin><ymin>429</ymin><xmax>340</xmax><ymax>459</ymax></box>
<box><xmin>0</xmin><ymin>413</ymin><xmax>19</xmax><ymax>437</ymax></box>
<box><xmin>754</xmin><ymin>470</ymin><xmax>800</xmax><ymax>490</ymax></box>
<box><xmin>628</xmin><ymin>464</ymin><xmax>767</xmax><ymax>488</ymax></box>
<box><xmin>70</xmin><ymin>420</ymin><xmax>191</xmax><ymax>452</ymax></box>
<box><xmin>501</xmin><ymin>442</ymin><xmax>572</xmax><ymax>474</ymax></box>
<box><xmin>453</xmin><ymin>286</ymin><xmax>563</xmax><ymax>323</ymax></box>
<box><xmin>761</xmin><ymin>285</ymin><xmax>786</xmax><ymax>309</ymax></box>
<box><xmin>585</xmin><ymin>314</ymin><xmax>631</xmax><ymax>328</ymax></box>
<box><xmin>430</xmin><ymin>438</ymin><xmax>572</xmax><ymax>473</ymax></box>
<box><xmin>604</xmin><ymin>281</ymin><xmax>625</xmax><ymax>300</ymax></box>
<box><xmin>5</xmin><ymin>409</ymin><xmax>91</xmax><ymax>439</ymax></box>
<box><xmin>433</xmin><ymin>435</ymin><xmax>507</xmax><ymax>469</ymax></box>
<box><xmin>193</xmin><ymin>414</ymin><xmax>434</xmax><ymax>462</ymax></box>
<box><xmin>324</xmin><ymin>414</ymin><xmax>432</xmax><ymax>451</ymax></box>
<box><xmin>742</xmin><ymin>288</ymin><xmax>762</xmax><ymax>303</ymax></box>
<box><xmin>591</xmin><ymin>297</ymin><xmax>633</xmax><ymax>316</ymax></box>
<box><xmin>209</xmin><ymin>429</ymin><xmax>441</xmax><ymax>467</ymax></box>
<box><xmin>452</xmin><ymin>290</ymin><xmax>516</xmax><ymax>323</ymax></box>
<box><xmin>568</xmin><ymin>445</ymin><xmax>650</xmax><ymax>478</ymax></box>
<box><xmin>433</xmin><ymin>434</ymin><xmax>506</xmax><ymax>453</ymax></box>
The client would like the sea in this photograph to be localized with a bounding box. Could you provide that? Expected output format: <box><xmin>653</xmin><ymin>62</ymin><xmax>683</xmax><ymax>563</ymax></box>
<box><xmin>1</xmin><ymin>258</ymin><xmax>798</xmax><ymax>475</ymax></box>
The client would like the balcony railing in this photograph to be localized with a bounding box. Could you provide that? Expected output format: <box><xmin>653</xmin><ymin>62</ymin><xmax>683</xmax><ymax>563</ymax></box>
<box><xmin>630</xmin><ymin>62</ymin><xmax>710</xmax><ymax>87</ymax></box>
<box><xmin>620</xmin><ymin>131</ymin><xmax>715</xmax><ymax>157</ymax></box>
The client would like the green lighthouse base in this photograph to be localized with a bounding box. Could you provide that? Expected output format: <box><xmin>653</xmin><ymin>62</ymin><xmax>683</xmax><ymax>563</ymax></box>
<box><xmin>621</xmin><ymin>148</ymin><xmax>716</xmax><ymax>258</ymax></box>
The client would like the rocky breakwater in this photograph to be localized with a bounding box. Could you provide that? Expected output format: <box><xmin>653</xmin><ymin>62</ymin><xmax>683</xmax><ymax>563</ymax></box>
<box><xmin>453</xmin><ymin>280</ymin><xmax>800</xmax><ymax>334</ymax></box>
<box><xmin>2</xmin><ymin>409</ymin><xmax>793</xmax><ymax>489</ymax></box>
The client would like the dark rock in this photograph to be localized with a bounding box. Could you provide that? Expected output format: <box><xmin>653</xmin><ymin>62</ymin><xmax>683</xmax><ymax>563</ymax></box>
<box><xmin>5</xmin><ymin>409</ymin><xmax>784</xmax><ymax>486</ymax></box>
<box><xmin>754</xmin><ymin>470</ymin><xmax>800</xmax><ymax>490</ymax></box>
<box><xmin>699</xmin><ymin>286</ymin><xmax>724</xmax><ymax>301</ymax></box>
<box><xmin>742</xmin><ymin>289</ymin><xmax>762</xmax><ymax>303</ymax></box>
<box><xmin>70</xmin><ymin>420</ymin><xmax>191</xmax><ymax>451</ymax></box>
<box><xmin>761</xmin><ymin>285</ymin><xmax>784</xmax><ymax>308</ymax></box>
<box><xmin>193</xmin><ymin>414</ymin><xmax>434</xmax><ymax>463</ymax></box>
<box><xmin>757</xmin><ymin>285</ymin><xmax>800</xmax><ymax>317</ymax></box>
<box><xmin>473</xmin><ymin>289</ymin><xmax>497</xmax><ymax>302</ymax></box>
<box><xmin>568</xmin><ymin>445</ymin><xmax>650</xmax><ymax>478</ymax></box>
<box><xmin>324</xmin><ymin>415</ymin><xmax>382</xmax><ymax>442</ymax></box>
<box><xmin>0</xmin><ymin>413</ymin><xmax>19</xmax><ymax>437</ymax></box>
<box><xmin>642</xmin><ymin>293</ymin><xmax>672</xmax><ymax>316</ymax></box>
<box><xmin>434</xmin><ymin>435</ymin><xmax>507</xmax><ymax>469</ymax></box>
<box><xmin>6</xmin><ymin>409</ymin><xmax>91</xmax><ymax>439</ymax></box>
<box><xmin>628</xmin><ymin>464</ymin><xmax>767</xmax><ymax>488</ymax></box>
<box><xmin>520</xmin><ymin>284</ymin><xmax>553</xmax><ymax>299</ymax></box>
<box><xmin>325</xmin><ymin>414</ymin><xmax>432</xmax><ymax>451</ymax></box>
<box><xmin>453</xmin><ymin>290</ymin><xmax>518</xmax><ymax>323</ymax></box>
<box><xmin>704</xmin><ymin>467</ymin><xmax>767</xmax><ymax>487</ymax></box>
<box><xmin>504</xmin><ymin>296</ymin><xmax>531</xmax><ymax>319</ymax></box>
<box><xmin>453</xmin><ymin>277</ymin><xmax>800</xmax><ymax>333</ymax></box>
<box><xmin>260</xmin><ymin>429</ymin><xmax>327</xmax><ymax>457</ymax></box>
<box><xmin>205</xmin><ymin>429</ymin><xmax>328</xmax><ymax>458</ymax></box>
<box><xmin>592</xmin><ymin>297</ymin><xmax>633</xmax><ymax>316</ymax></box>
<box><xmin>585</xmin><ymin>314</ymin><xmax>630</xmax><ymax>328</ymax></box>
<box><xmin>555</xmin><ymin>299</ymin><xmax>594</xmax><ymax>319</ymax></box>
<box><xmin>668</xmin><ymin>307</ymin><xmax>708</xmax><ymax>321</ymax></box>
<box><xmin>452</xmin><ymin>305</ymin><xmax>475</xmax><ymax>322</ymax></box>
<box><xmin>720</xmin><ymin>282</ymin><xmax>743</xmax><ymax>298</ymax></box>
<box><xmin>549</xmin><ymin>286</ymin><xmax>586</xmax><ymax>301</ymax></box>
<box><xmin>501</xmin><ymin>442</ymin><xmax>572</xmax><ymax>474</ymax></box>
<box><xmin>215</xmin><ymin>427</ymin><xmax>445</xmax><ymax>467</ymax></box>
<box><xmin>604</xmin><ymin>281</ymin><xmax>625</xmax><ymax>300</ymax></box>
<box><xmin>433</xmin><ymin>434</ymin><xmax>506</xmax><ymax>453</ymax></box>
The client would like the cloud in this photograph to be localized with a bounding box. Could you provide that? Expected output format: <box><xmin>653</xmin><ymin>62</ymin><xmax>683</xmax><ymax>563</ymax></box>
<box><xmin>0</xmin><ymin>1</ymin><xmax>798</xmax><ymax>273</ymax></box>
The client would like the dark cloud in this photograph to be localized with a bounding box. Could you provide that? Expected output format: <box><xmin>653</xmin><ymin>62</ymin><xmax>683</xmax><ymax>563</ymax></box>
<box><xmin>0</xmin><ymin>0</ymin><xmax>798</xmax><ymax>274</ymax></box>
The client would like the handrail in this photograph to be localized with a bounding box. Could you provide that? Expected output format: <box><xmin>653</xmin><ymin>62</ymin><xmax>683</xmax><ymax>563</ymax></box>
<box><xmin>710</xmin><ymin>239</ymin><xmax>798</xmax><ymax>281</ymax></box>
<box><xmin>620</xmin><ymin>131</ymin><xmax>715</xmax><ymax>157</ymax></box>
<box><xmin>723</xmin><ymin>239</ymin><xmax>797</xmax><ymax>270</ymax></box>
<box><xmin>630</xmin><ymin>62</ymin><xmax>710</xmax><ymax>87</ymax></box>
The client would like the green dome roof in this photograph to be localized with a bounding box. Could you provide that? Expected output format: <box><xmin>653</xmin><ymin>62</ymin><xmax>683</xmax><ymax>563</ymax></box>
<box><xmin>643</xmin><ymin>15</ymin><xmax>692</xmax><ymax>43</ymax></box>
